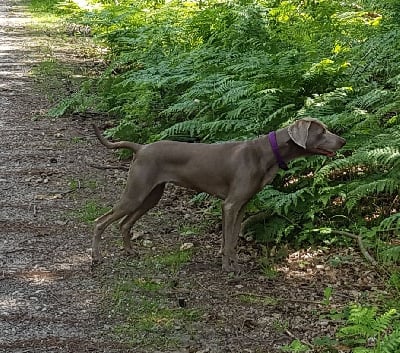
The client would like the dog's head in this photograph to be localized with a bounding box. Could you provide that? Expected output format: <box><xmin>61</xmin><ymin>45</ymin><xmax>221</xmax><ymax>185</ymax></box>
<box><xmin>288</xmin><ymin>118</ymin><xmax>346</xmax><ymax>156</ymax></box>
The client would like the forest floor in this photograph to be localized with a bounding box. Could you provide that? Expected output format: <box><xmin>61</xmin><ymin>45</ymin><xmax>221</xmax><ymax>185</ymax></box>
<box><xmin>0</xmin><ymin>1</ymin><xmax>388</xmax><ymax>352</ymax></box>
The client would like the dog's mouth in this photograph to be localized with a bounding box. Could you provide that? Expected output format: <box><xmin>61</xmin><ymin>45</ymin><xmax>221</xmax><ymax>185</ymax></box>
<box><xmin>315</xmin><ymin>148</ymin><xmax>336</xmax><ymax>157</ymax></box>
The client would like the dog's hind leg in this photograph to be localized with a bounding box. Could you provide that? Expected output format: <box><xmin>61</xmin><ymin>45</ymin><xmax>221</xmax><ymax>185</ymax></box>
<box><xmin>119</xmin><ymin>183</ymin><xmax>166</xmax><ymax>255</ymax></box>
<box><xmin>92</xmin><ymin>208</ymin><xmax>128</xmax><ymax>264</ymax></box>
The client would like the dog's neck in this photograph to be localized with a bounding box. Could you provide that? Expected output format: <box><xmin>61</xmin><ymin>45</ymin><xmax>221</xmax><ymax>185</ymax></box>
<box><xmin>268</xmin><ymin>131</ymin><xmax>289</xmax><ymax>170</ymax></box>
<box><xmin>273</xmin><ymin>128</ymin><xmax>309</xmax><ymax>166</ymax></box>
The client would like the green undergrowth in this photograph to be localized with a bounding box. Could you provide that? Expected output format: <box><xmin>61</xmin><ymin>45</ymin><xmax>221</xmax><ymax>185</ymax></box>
<box><xmin>283</xmin><ymin>305</ymin><xmax>400</xmax><ymax>353</ymax></box>
<box><xmin>26</xmin><ymin>0</ymin><xmax>101</xmax><ymax>108</ymax></box>
<box><xmin>73</xmin><ymin>199</ymin><xmax>111</xmax><ymax>224</ymax></box>
<box><xmin>105</xmin><ymin>250</ymin><xmax>200</xmax><ymax>348</ymax></box>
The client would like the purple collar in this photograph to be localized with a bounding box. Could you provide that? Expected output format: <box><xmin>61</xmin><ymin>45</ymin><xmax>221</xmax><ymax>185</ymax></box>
<box><xmin>268</xmin><ymin>131</ymin><xmax>288</xmax><ymax>170</ymax></box>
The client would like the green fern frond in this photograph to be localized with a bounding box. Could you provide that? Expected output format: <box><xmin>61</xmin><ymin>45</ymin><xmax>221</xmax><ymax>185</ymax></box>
<box><xmin>315</xmin><ymin>138</ymin><xmax>400</xmax><ymax>187</ymax></box>
<box><xmin>224</xmin><ymin>106</ymin><xmax>245</xmax><ymax>121</ymax></box>
<box><xmin>313</xmin><ymin>157</ymin><xmax>352</xmax><ymax>185</ymax></box>
<box><xmin>346</xmin><ymin>178</ymin><xmax>399</xmax><ymax>211</ymax></box>
<box><xmin>350</xmin><ymin>88</ymin><xmax>391</xmax><ymax>111</ymax></box>
<box><xmin>266</xmin><ymin>104</ymin><xmax>296</xmax><ymax>124</ymax></box>
<box><xmin>379</xmin><ymin>213</ymin><xmax>400</xmax><ymax>232</ymax></box>
<box><xmin>159</xmin><ymin>119</ymin><xmax>203</xmax><ymax>139</ymax></box>
<box><xmin>299</xmin><ymin>87</ymin><xmax>352</xmax><ymax>118</ymax></box>
<box><xmin>374</xmin><ymin>308</ymin><xmax>398</xmax><ymax>336</ymax></box>
<box><xmin>347</xmin><ymin>305</ymin><xmax>377</xmax><ymax>326</ymax></box>
<box><xmin>379</xmin><ymin>329</ymin><xmax>400</xmax><ymax>353</ymax></box>
<box><xmin>380</xmin><ymin>246</ymin><xmax>400</xmax><ymax>264</ymax></box>
<box><xmin>256</xmin><ymin>187</ymin><xmax>313</xmax><ymax>216</ymax></box>
<box><xmin>214</xmin><ymin>80</ymin><xmax>252</xmax><ymax>99</ymax></box>
<box><xmin>201</xmin><ymin>119</ymin><xmax>252</xmax><ymax>133</ymax></box>
<box><xmin>338</xmin><ymin>306</ymin><xmax>398</xmax><ymax>341</ymax></box>
<box><xmin>161</xmin><ymin>100</ymin><xmax>202</xmax><ymax>117</ymax></box>
<box><xmin>226</xmin><ymin>55</ymin><xmax>270</xmax><ymax>75</ymax></box>
<box><xmin>185</xmin><ymin>73</ymin><xmax>236</xmax><ymax>98</ymax></box>
<box><xmin>368</xmin><ymin>147</ymin><xmax>400</xmax><ymax>169</ymax></box>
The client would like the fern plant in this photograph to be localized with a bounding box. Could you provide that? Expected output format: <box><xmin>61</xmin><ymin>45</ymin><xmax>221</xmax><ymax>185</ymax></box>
<box><xmin>49</xmin><ymin>0</ymin><xmax>400</xmax><ymax>258</ymax></box>
<box><xmin>336</xmin><ymin>305</ymin><xmax>400</xmax><ymax>353</ymax></box>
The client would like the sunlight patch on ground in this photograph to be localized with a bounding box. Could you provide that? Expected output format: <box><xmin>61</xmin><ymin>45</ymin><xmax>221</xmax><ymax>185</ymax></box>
<box><xmin>18</xmin><ymin>269</ymin><xmax>64</xmax><ymax>284</ymax></box>
<box><xmin>0</xmin><ymin>4</ymin><xmax>31</xmax><ymax>26</ymax></box>
<box><xmin>57</xmin><ymin>253</ymin><xmax>92</xmax><ymax>270</ymax></box>
<box><xmin>0</xmin><ymin>5</ymin><xmax>32</xmax><ymax>84</ymax></box>
<box><xmin>278</xmin><ymin>247</ymin><xmax>330</xmax><ymax>280</ymax></box>
<box><xmin>72</xmin><ymin>0</ymin><xmax>102</xmax><ymax>11</ymax></box>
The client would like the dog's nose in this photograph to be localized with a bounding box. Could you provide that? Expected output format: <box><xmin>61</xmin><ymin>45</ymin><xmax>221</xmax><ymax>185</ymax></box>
<box><xmin>340</xmin><ymin>137</ymin><xmax>346</xmax><ymax>147</ymax></box>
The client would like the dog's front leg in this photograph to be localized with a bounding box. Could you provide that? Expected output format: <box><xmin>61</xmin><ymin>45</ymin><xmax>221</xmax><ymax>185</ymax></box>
<box><xmin>221</xmin><ymin>200</ymin><xmax>246</xmax><ymax>273</ymax></box>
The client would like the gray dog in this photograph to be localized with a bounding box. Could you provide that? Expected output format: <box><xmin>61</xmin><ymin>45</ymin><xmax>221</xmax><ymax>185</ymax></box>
<box><xmin>92</xmin><ymin>118</ymin><xmax>345</xmax><ymax>272</ymax></box>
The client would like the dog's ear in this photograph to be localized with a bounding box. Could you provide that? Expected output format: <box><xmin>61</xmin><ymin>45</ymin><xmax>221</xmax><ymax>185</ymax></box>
<box><xmin>288</xmin><ymin>119</ymin><xmax>312</xmax><ymax>149</ymax></box>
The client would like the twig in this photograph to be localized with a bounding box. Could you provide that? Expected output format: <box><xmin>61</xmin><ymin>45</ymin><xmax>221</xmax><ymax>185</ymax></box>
<box><xmin>89</xmin><ymin>163</ymin><xmax>129</xmax><ymax>171</ymax></box>
<box><xmin>285</xmin><ymin>329</ymin><xmax>314</xmax><ymax>349</ymax></box>
<box><xmin>3</xmin><ymin>247</ymin><xmax>28</xmax><ymax>255</ymax></box>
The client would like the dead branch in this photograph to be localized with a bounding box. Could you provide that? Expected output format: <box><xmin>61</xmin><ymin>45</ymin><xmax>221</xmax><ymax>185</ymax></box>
<box><xmin>330</xmin><ymin>229</ymin><xmax>378</xmax><ymax>266</ymax></box>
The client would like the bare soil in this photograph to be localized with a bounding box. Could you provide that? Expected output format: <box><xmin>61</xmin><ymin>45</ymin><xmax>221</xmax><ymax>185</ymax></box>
<box><xmin>0</xmin><ymin>1</ymin><xmax>128</xmax><ymax>351</ymax></box>
<box><xmin>0</xmin><ymin>1</ymin><xmax>386</xmax><ymax>352</ymax></box>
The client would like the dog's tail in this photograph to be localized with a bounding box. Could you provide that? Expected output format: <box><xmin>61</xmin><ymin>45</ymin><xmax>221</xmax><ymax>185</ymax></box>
<box><xmin>92</xmin><ymin>124</ymin><xmax>142</xmax><ymax>152</ymax></box>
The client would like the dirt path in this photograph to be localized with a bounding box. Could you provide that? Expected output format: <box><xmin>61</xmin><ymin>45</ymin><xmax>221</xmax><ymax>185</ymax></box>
<box><xmin>0</xmin><ymin>2</ymin><xmax>126</xmax><ymax>351</ymax></box>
